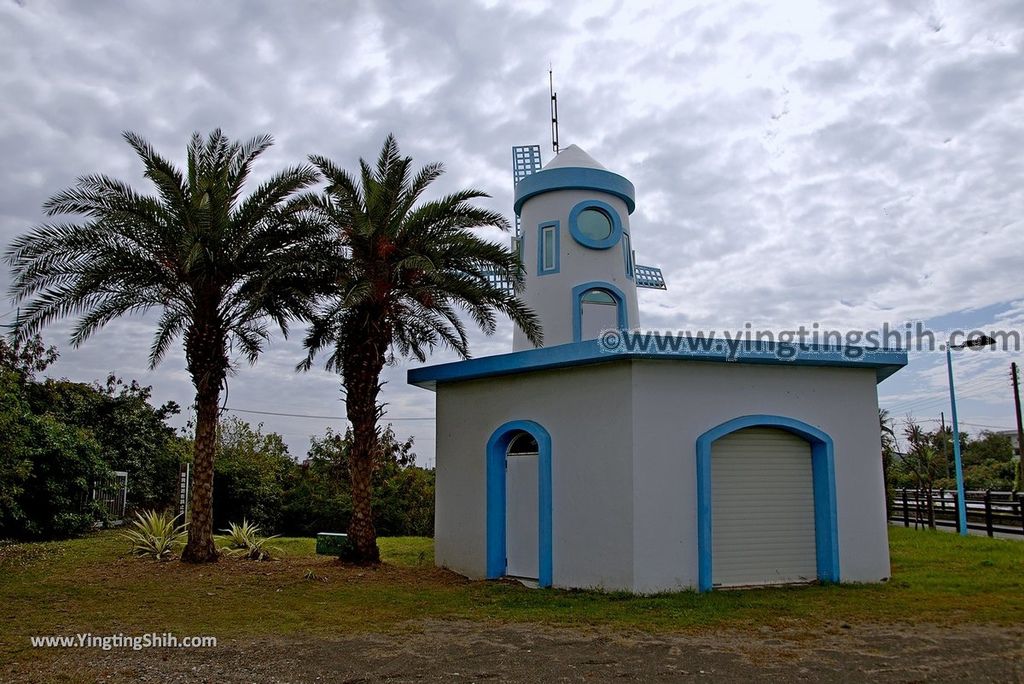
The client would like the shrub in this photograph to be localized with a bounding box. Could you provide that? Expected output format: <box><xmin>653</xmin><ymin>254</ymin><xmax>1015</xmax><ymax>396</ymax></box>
<box><xmin>279</xmin><ymin>425</ymin><xmax>434</xmax><ymax>537</ymax></box>
<box><xmin>122</xmin><ymin>510</ymin><xmax>186</xmax><ymax>560</ymax></box>
<box><xmin>213</xmin><ymin>418</ymin><xmax>293</xmax><ymax>532</ymax></box>
<box><xmin>27</xmin><ymin>375</ymin><xmax>185</xmax><ymax>513</ymax></box>
<box><xmin>17</xmin><ymin>413</ymin><xmax>108</xmax><ymax>539</ymax></box>
<box><xmin>0</xmin><ymin>336</ymin><xmax>186</xmax><ymax>540</ymax></box>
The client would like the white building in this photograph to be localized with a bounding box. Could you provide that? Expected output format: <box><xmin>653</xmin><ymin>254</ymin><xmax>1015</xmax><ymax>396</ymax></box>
<box><xmin>408</xmin><ymin>144</ymin><xmax>907</xmax><ymax>593</ymax></box>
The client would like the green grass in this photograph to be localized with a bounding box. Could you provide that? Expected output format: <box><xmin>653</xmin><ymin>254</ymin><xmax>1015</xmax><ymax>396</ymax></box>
<box><xmin>1</xmin><ymin>527</ymin><xmax>1021</xmax><ymax>659</ymax></box>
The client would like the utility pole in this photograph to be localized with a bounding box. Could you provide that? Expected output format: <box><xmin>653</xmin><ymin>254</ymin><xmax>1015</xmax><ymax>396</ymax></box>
<box><xmin>1012</xmin><ymin>362</ymin><xmax>1024</xmax><ymax>490</ymax></box>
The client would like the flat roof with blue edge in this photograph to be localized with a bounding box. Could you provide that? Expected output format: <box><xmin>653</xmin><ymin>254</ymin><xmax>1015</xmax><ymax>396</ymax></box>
<box><xmin>407</xmin><ymin>338</ymin><xmax>909</xmax><ymax>390</ymax></box>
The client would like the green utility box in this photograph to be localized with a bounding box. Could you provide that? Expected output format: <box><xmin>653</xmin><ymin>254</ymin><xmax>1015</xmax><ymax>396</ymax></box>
<box><xmin>315</xmin><ymin>532</ymin><xmax>350</xmax><ymax>557</ymax></box>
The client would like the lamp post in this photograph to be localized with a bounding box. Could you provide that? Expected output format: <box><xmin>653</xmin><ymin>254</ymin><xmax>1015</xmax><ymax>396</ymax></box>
<box><xmin>946</xmin><ymin>334</ymin><xmax>997</xmax><ymax>536</ymax></box>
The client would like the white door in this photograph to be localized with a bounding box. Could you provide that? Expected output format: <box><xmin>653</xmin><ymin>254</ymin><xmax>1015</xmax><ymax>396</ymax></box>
<box><xmin>580</xmin><ymin>289</ymin><xmax>619</xmax><ymax>340</ymax></box>
<box><xmin>505</xmin><ymin>452</ymin><xmax>539</xmax><ymax>579</ymax></box>
<box><xmin>711</xmin><ymin>427</ymin><xmax>817</xmax><ymax>587</ymax></box>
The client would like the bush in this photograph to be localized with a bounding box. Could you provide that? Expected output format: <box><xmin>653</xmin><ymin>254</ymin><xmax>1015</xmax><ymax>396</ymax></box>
<box><xmin>0</xmin><ymin>336</ymin><xmax>187</xmax><ymax>540</ymax></box>
<box><xmin>28</xmin><ymin>375</ymin><xmax>186</xmax><ymax>512</ymax></box>
<box><xmin>16</xmin><ymin>414</ymin><xmax>108</xmax><ymax>539</ymax></box>
<box><xmin>0</xmin><ymin>369</ymin><xmax>33</xmax><ymax>536</ymax></box>
<box><xmin>279</xmin><ymin>425</ymin><xmax>434</xmax><ymax>537</ymax></box>
<box><xmin>213</xmin><ymin>418</ymin><xmax>294</xmax><ymax>532</ymax></box>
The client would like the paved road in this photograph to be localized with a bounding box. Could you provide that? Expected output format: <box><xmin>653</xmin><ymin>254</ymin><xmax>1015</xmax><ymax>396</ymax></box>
<box><xmin>10</xmin><ymin>619</ymin><xmax>1024</xmax><ymax>682</ymax></box>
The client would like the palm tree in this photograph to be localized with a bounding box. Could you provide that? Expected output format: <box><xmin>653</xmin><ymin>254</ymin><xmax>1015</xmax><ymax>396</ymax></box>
<box><xmin>6</xmin><ymin>130</ymin><xmax>323</xmax><ymax>562</ymax></box>
<box><xmin>903</xmin><ymin>419</ymin><xmax>940</xmax><ymax>529</ymax></box>
<box><xmin>301</xmin><ymin>135</ymin><xmax>542</xmax><ymax>563</ymax></box>
<box><xmin>880</xmin><ymin>408</ymin><xmax>897</xmax><ymax>515</ymax></box>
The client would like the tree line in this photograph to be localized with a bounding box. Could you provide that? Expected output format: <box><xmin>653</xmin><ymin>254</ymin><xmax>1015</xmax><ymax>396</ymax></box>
<box><xmin>881</xmin><ymin>408</ymin><xmax>1020</xmax><ymax>525</ymax></box>
<box><xmin>214</xmin><ymin>416</ymin><xmax>434</xmax><ymax>538</ymax></box>
<box><xmin>5</xmin><ymin>131</ymin><xmax>537</xmax><ymax>563</ymax></box>
<box><xmin>0</xmin><ymin>336</ymin><xmax>184</xmax><ymax>538</ymax></box>
<box><xmin>0</xmin><ymin>335</ymin><xmax>433</xmax><ymax>540</ymax></box>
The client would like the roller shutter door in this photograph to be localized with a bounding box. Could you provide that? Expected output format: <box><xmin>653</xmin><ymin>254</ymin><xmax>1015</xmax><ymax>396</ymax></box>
<box><xmin>711</xmin><ymin>427</ymin><xmax>817</xmax><ymax>587</ymax></box>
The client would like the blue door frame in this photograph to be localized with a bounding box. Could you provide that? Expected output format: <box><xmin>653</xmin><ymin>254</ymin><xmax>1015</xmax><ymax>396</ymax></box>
<box><xmin>486</xmin><ymin>420</ymin><xmax>553</xmax><ymax>587</ymax></box>
<box><xmin>695</xmin><ymin>414</ymin><xmax>840</xmax><ymax>592</ymax></box>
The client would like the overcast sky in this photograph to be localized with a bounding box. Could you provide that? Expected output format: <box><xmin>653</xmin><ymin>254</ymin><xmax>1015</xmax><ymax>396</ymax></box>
<box><xmin>2</xmin><ymin>0</ymin><xmax>1023</xmax><ymax>464</ymax></box>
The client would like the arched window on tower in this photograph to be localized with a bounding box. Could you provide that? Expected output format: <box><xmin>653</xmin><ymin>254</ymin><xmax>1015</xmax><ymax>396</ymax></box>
<box><xmin>579</xmin><ymin>287</ymin><xmax>620</xmax><ymax>341</ymax></box>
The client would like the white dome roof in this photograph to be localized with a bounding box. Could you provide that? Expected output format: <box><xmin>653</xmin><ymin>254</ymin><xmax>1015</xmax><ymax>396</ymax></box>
<box><xmin>543</xmin><ymin>144</ymin><xmax>607</xmax><ymax>171</ymax></box>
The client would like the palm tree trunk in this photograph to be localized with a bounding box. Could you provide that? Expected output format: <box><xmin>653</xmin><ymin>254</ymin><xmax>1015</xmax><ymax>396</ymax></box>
<box><xmin>343</xmin><ymin>333</ymin><xmax>386</xmax><ymax>565</ymax></box>
<box><xmin>181</xmin><ymin>323</ymin><xmax>226</xmax><ymax>563</ymax></box>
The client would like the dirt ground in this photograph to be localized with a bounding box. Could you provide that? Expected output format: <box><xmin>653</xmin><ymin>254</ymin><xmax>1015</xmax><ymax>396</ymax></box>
<box><xmin>11</xmin><ymin>619</ymin><xmax>1024</xmax><ymax>683</ymax></box>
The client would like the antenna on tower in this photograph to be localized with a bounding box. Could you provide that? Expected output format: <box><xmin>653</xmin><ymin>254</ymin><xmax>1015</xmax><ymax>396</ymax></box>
<box><xmin>549</xmin><ymin>67</ymin><xmax>559</xmax><ymax>154</ymax></box>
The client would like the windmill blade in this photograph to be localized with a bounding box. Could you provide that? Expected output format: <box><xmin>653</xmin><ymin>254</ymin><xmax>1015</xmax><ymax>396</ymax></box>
<box><xmin>511</xmin><ymin>144</ymin><xmax>543</xmax><ymax>238</ymax></box>
<box><xmin>635</xmin><ymin>264</ymin><xmax>667</xmax><ymax>290</ymax></box>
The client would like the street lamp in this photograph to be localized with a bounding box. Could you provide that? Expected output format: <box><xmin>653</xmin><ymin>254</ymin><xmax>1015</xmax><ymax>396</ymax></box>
<box><xmin>946</xmin><ymin>334</ymin><xmax>997</xmax><ymax>536</ymax></box>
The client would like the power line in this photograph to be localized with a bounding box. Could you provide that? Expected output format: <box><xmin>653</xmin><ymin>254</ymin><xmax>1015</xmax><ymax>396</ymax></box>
<box><xmin>883</xmin><ymin>377</ymin><xmax>1008</xmax><ymax>413</ymax></box>
<box><xmin>884</xmin><ymin>375</ymin><xmax>1007</xmax><ymax>408</ymax></box>
<box><xmin>223</xmin><ymin>406</ymin><xmax>435</xmax><ymax>421</ymax></box>
<box><xmin>886</xmin><ymin>390</ymin><xmax>997</xmax><ymax>416</ymax></box>
<box><xmin>916</xmin><ymin>418</ymin><xmax>1014</xmax><ymax>431</ymax></box>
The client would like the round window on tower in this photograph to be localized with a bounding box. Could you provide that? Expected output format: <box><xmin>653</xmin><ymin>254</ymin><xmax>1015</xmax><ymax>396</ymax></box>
<box><xmin>577</xmin><ymin>208</ymin><xmax>612</xmax><ymax>241</ymax></box>
<box><xmin>569</xmin><ymin>200</ymin><xmax>622</xmax><ymax>249</ymax></box>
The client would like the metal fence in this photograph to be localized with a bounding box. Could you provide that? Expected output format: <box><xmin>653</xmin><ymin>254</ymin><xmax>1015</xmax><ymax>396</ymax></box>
<box><xmin>888</xmin><ymin>488</ymin><xmax>1024</xmax><ymax>537</ymax></box>
<box><xmin>91</xmin><ymin>470</ymin><xmax>128</xmax><ymax>523</ymax></box>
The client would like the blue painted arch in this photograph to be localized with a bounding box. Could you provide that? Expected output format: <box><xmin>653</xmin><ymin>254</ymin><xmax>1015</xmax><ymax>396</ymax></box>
<box><xmin>571</xmin><ymin>281</ymin><xmax>629</xmax><ymax>343</ymax></box>
<box><xmin>486</xmin><ymin>420</ymin><xmax>553</xmax><ymax>587</ymax></box>
<box><xmin>695</xmin><ymin>414</ymin><xmax>840</xmax><ymax>592</ymax></box>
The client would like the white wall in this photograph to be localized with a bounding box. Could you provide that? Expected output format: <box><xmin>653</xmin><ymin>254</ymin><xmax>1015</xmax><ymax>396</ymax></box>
<box><xmin>512</xmin><ymin>188</ymin><xmax>640</xmax><ymax>351</ymax></box>
<box><xmin>434</xmin><ymin>363</ymin><xmax>636</xmax><ymax>590</ymax></box>
<box><xmin>630</xmin><ymin>360</ymin><xmax>889</xmax><ymax>592</ymax></box>
<box><xmin>430</xmin><ymin>358</ymin><xmax>890</xmax><ymax>593</ymax></box>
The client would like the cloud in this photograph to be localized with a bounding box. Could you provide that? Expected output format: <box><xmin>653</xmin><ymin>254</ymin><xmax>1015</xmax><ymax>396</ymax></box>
<box><xmin>2</xmin><ymin>0</ymin><xmax>1023</xmax><ymax>462</ymax></box>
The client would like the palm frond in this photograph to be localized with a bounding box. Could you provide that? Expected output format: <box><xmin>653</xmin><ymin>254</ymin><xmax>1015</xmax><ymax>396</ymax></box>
<box><xmin>301</xmin><ymin>134</ymin><xmax>543</xmax><ymax>377</ymax></box>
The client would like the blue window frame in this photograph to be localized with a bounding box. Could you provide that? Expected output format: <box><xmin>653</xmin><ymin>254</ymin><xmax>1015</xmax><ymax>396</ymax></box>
<box><xmin>571</xmin><ymin>280</ymin><xmax>628</xmax><ymax>342</ymax></box>
<box><xmin>622</xmin><ymin>232</ymin><xmax>633</xmax><ymax>278</ymax></box>
<box><xmin>537</xmin><ymin>221</ymin><xmax>560</xmax><ymax>275</ymax></box>
<box><xmin>568</xmin><ymin>199</ymin><xmax>623</xmax><ymax>249</ymax></box>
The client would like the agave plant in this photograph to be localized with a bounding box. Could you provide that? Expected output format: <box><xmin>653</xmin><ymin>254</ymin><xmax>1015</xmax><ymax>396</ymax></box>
<box><xmin>122</xmin><ymin>510</ymin><xmax>187</xmax><ymax>561</ymax></box>
<box><xmin>219</xmin><ymin>519</ymin><xmax>280</xmax><ymax>561</ymax></box>
<box><xmin>303</xmin><ymin>568</ymin><xmax>328</xmax><ymax>583</ymax></box>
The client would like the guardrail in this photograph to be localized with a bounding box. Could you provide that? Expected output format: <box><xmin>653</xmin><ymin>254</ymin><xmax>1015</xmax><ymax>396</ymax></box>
<box><xmin>888</xmin><ymin>488</ymin><xmax>1024</xmax><ymax>537</ymax></box>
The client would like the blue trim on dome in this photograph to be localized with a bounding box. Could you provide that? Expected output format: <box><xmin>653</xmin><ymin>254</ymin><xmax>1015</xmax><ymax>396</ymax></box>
<box><xmin>514</xmin><ymin>167</ymin><xmax>636</xmax><ymax>215</ymax></box>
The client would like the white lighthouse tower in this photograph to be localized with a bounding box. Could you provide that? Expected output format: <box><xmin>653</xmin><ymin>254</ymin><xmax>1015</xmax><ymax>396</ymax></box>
<box><xmin>510</xmin><ymin>144</ymin><xmax>665</xmax><ymax>351</ymax></box>
<box><xmin>411</xmin><ymin>140</ymin><xmax>905</xmax><ymax>594</ymax></box>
